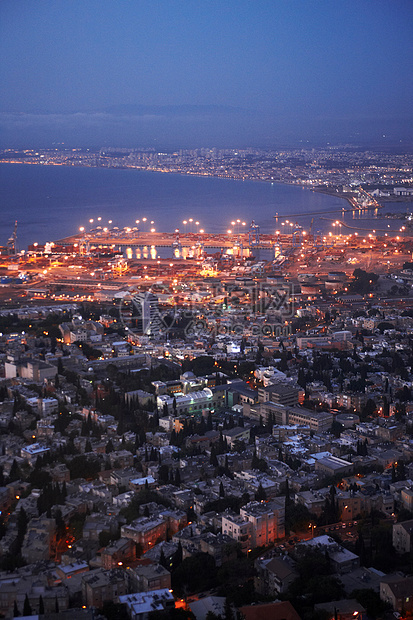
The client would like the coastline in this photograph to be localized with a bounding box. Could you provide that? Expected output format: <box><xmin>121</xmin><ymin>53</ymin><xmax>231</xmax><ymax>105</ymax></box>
<box><xmin>2</xmin><ymin>158</ymin><xmax>411</xmax><ymax>251</ymax></box>
<box><xmin>310</xmin><ymin>186</ymin><xmax>358</xmax><ymax>209</ymax></box>
<box><xmin>0</xmin><ymin>157</ymin><xmax>353</xmax><ymax>209</ymax></box>
<box><xmin>2</xmin><ymin>157</ymin><xmax>411</xmax><ymax>210</ymax></box>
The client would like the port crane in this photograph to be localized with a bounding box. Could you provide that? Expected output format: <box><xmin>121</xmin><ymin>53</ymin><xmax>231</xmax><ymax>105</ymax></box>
<box><xmin>7</xmin><ymin>221</ymin><xmax>17</xmax><ymax>254</ymax></box>
<box><xmin>248</xmin><ymin>220</ymin><xmax>260</xmax><ymax>247</ymax></box>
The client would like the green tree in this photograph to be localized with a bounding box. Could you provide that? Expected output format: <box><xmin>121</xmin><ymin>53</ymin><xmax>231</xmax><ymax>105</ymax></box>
<box><xmin>172</xmin><ymin>552</ymin><xmax>216</xmax><ymax>596</ymax></box>
<box><xmin>255</xmin><ymin>483</ymin><xmax>266</xmax><ymax>501</ymax></box>
<box><xmin>23</xmin><ymin>593</ymin><xmax>32</xmax><ymax>616</ymax></box>
<box><xmin>159</xmin><ymin>547</ymin><xmax>169</xmax><ymax>570</ymax></box>
<box><xmin>8</xmin><ymin>459</ymin><xmax>21</xmax><ymax>482</ymax></box>
<box><xmin>158</xmin><ymin>464</ymin><xmax>170</xmax><ymax>484</ymax></box>
<box><xmin>351</xmin><ymin>589</ymin><xmax>390</xmax><ymax>618</ymax></box>
<box><xmin>99</xmin><ymin>530</ymin><xmax>115</xmax><ymax>548</ymax></box>
<box><xmin>171</xmin><ymin>541</ymin><xmax>183</xmax><ymax>571</ymax></box>
<box><xmin>224</xmin><ymin>597</ymin><xmax>234</xmax><ymax>620</ymax></box>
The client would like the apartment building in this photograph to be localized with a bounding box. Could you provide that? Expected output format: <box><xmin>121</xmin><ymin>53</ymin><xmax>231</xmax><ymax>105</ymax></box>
<box><xmin>222</xmin><ymin>499</ymin><xmax>285</xmax><ymax>551</ymax></box>
<box><xmin>240</xmin><ymin>499</ymin><xmax>285</xmax><ymax>547</ymax></box>
<box><xmin>392</xmin><ymin>519</ymin><xmax>413</xmax><ymax>554</ymax></box>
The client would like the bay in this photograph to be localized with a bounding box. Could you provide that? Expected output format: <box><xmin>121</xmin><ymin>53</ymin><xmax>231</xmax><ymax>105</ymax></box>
<box><xmin>0</xmin><ymin>163</ymin><xmax>407</xmax><ymax>250</ymax></box>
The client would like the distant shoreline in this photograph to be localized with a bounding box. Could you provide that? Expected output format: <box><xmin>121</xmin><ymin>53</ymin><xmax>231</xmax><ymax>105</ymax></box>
<box><xmin>1</xmin><ymin>157</ymin><xmax>412</xmax><ymax>208</ymax></box>
<box><xmin>1</xmin><ymin>158</ymin><xmax>411</xmax><ymax>225</ymax></box>
<box><xmin>0</xmin><ymin>157</ymin><xmax>354</xmax><ymax>209</ymax></box>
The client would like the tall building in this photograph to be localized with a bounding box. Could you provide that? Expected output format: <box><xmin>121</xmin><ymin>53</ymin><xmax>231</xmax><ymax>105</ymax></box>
<box><xmin>132</xmin><ymin>292</ymin><xmax>162</xmax><ymax>337</ymax></box>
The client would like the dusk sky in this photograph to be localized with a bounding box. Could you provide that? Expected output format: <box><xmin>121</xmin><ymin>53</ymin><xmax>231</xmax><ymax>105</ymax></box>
<box><xmin>1</xmin><ymin>0</ymin><xmax>412</xmax><ymax>148</ymax></box>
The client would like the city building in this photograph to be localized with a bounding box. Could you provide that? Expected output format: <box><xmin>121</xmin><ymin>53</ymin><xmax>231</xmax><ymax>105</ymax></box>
<box><xmin>255</xmin><ymin>556</ymin><xmax>298</xmax><ymax>596</ymax></box>
<box><xmin>81</xmin><ymin>568</ymin><xmax>127</xmax><ymax>608</ymax></box>
<box><xmin>258</xmin><ymin>382</ymin><xmax>301</xmax><ymax>406</ymax></box>
<box><xmin>380</xmin><ymin>576</ymin><xmax>413</xmax><ymax>613</ymax></box>
<box><xmin>222</xmin><ymin>500</ymin><xmax>285</xmax><ymax>552</ymax></box>
<box><xmin>118</xmin><ymin>589</ymin><xmax>175</xmax><ymax>619</ymax></box>
<box><xmin>132</xmin><ymin>292</ymin><xmax>162</xmax><ymax>337</ymax></box>
<box><xmin>392</xmin><ymin>519</ymin><xmax>413</xmax><ymax>554</ymax></box>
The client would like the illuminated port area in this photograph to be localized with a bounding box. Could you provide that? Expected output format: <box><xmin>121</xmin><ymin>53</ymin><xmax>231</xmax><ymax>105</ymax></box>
<box><xmin>1</xmin><ymin>217</ymin><xmax>412</xmax><ymax>308</ymax></box>
<box><xmin>1</xmin><ymin>210</ymin><xmax>413</xmax><ymax>617</ymax></box>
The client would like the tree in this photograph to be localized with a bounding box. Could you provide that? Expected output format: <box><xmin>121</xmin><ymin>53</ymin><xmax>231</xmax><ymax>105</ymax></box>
<box><xmin>55</xmin><ymin>508</ymin><xmax>65</xmax><ymax>538</ymax></box>
<box><xmin>350</xmin><ymin>269</ymin><xmax>379</xmax><ymax>294</ymax></box>
<box><xmin>171</xmin><ymin>541</ymin><xmax>183</xmax><ymax>571</ymax></box>
<box><xmin>158</xmin><ymin>464</ymin><xmax>169</xmax><ymax>484</ymax></box>
<box><xmin>8</xmin><ymin>459</ymin><xmax>21</xmax><ymax>482</ymax></box>
<box><xmin>17</xmin><ymin>507</ymin><xmax>28</xmax><ymax>549</ymax></box>
<box><xmin>331</xmin><ymin>420</ymin><xmax>342</xmax><ymax>438</ymax></box>
<box><xmin>251</xmin><ymin>451</ymin><xmax>260</xmax><ymax>470</ymax></box>
<box><xmin>351</xmin><ymin>589</ymin><xmax>390</xmax><ymax>618</ymax></box>
<box><xmin>362</xmin><ymin>398</ymin><xmax>376</xmax><ymax>418</ymax></box>
<box><xmin>225</xmin><ymin>597</ymin><xmax>234</xmax><ymax>620</ymax></box>
<box><xmin>159</xmin><ymin>547</ymin><xmax>169</xmax><ymax>570</ymax></box>
<box><xmin>13</xmin><ymin>601</ymin><xmax>20</xmax><ymax>617</ymax></box>
<box><xmin>23</xmin><ymin>594</ymin><xmax>32</xmax><ymax>616</ymax></box>
<box><xmin>38</xmin><ymin>595</ymin><xmax>45</xmax><ymax>615</ymax></box>
<box><xmin>57</xmin><ymin>357</ymin><xmax>64</xmax><ymax>375</ymax></box>
<box><xmin>99</xmin><ymin>530</ymin><xmax>114</xmax><ymax>548</ymax></box>
<box><xmin>206</xmin><ymin>613</ymin><xmax>222</xmax><ymax>620</ymax></box>
<box><xmin>172</xmin><ymin>552</ymin><xmax>216</xmax><ymax>596</ymax></box>
<box><xmin>255</xmin><ymin>483</ymin><xmax>266</xmax><ymax>501</ymax></box>
<box><xmin>289</xmin><ymin>548</ymin><xmax>344</xmax><ymax>606</ymax></box>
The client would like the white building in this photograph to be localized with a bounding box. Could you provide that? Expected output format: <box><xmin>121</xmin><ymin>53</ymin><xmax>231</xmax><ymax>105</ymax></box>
<box><xmin>132</xmin><ymin>292</ymin><xmax>162</xmax><ymax>337</ymax></box>
<box><xmin>21</xmin><ymin>443</ymin><xmax>50</xmax><ymax>466</ymax></box>
<box><xmin>157</xmin><ymin>388</ymin><xmax>215</xmax><ymax>415</ymax></box>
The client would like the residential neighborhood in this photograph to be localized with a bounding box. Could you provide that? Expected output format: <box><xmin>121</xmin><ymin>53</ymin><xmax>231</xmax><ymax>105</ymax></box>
<box><xmin>0</xmin><ymin>267</ymin><xmax>412</xmax><ymax>620</ymax></box>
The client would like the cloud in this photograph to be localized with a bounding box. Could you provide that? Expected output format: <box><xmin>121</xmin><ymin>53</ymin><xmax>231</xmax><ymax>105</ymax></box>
<box><xmin>0</xmin><ymin>107</ymin><xmax>412</xmax><ymax>150</ymax></box>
